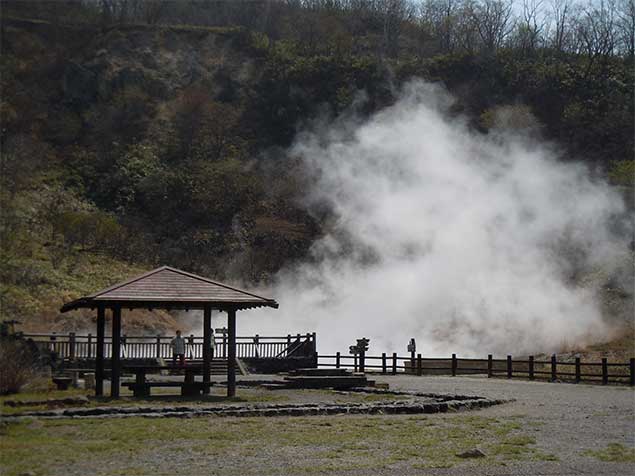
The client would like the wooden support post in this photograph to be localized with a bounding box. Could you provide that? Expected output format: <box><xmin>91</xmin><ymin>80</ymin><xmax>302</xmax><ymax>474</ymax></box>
<box><xmin>451</xmin><ymin>353</ymin><xmax>457</xmax><ymax>376</ymax></box>
<box><xmin>392</xmin><ymin>352</ymin><xmax>397</xmax><ymax>375</ymax></box>
<box><xmin>335</xmin><ymin>351</ymin><xmax>341</xmax><ymax>369</ymax></box>
<box><xmin>227</xmin><ymin>308</ymin><xmax>237</xmax><ymax>397</ymax></box>
<box><xmin>69</xmin><ymin>332</ymin><xmax>76</xmax><ymax>361</ymax></box>
<box><xmin>111</xmin><ymin>306</ymin><xmax>121</xmax><ymax>398</ymax></box>
<box><xmin>354</xmin><ymin>354</ymin><xmax>358</xmax><ymax>372</ymax></box>
<box><xmin>95</xmin><ymin>306</ymin><xmax>105</xmax><ymax>397</ymax></box>
<box><xmin>601</xmin><ymin>358</ymin><xmax>608</xmax><ymax>385</ymax></box>
<box><xmin>156</xmin><ymin>335</ymin><xmax>161</xmax><ymax>359</ymax></box>
<box><xmin>575</xmin><ymin>357</ymin><xmax>581</xmax><ymax>383</ymax></box>
<box><xmin>487</xmin><ymin>354</ymin><xmax>493</xmax><ymax>378</ymax></box>
<box><xmin>507</xmin><ymin>355</ymin><xmax>512</xmax><ymax>379</ymax></box>
<box><xmin>417</xmin><ymin>354</ymin><xmax>422</xmax><ymax>376</ymax></box>
<box><xmin>203</xmin><ymin>306</ymin><xmax>212</xmax><ymax>395</ymax></box>
<box><xmin>551</xmin><ymin>354</ymin><xmax>557</xmax><ymax>382</ymax></box>
<box><xmin>630</xmin><ymin>358</ymin><xmax>635</xmax><ymax>386</ymax></box>
<box><xmin>311</xmin><ymin>332</ymin><xmax>317</xmax><ymax>353</ymax></box>
<box><xmin>87</xmin><ymin>333</ymin><xmax>92</xmax><ymax>359</ymax></box>
<box><xmin>381</xmin><ymin>353</ymin><xmax>387</xmax><ymax>374</ymax></box>
<box><xmin>529</xmin><ymin>356</ymin><xmax>534</xmax><ymax>380</ymax></box>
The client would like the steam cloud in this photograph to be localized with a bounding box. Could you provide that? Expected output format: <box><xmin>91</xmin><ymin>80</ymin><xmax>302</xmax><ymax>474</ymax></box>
<box><xmin>248</xmin><ymin>81</ymin><xmax>628</xmax><ymax>357</ymax></box>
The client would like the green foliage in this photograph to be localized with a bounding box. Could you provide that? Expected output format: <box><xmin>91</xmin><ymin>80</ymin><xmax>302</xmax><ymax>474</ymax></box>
<box><xmin>608</xmin><ymin>161</ymin><xmax>635</xmax><ymax>187</ymax></box>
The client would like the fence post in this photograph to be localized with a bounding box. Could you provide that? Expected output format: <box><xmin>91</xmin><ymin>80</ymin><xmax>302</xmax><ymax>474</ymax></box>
<box><xmin>602</xmin><ymin>358</ymin><xmax>608</xmax><ymax>385</ymax></box>
<box><xmin>156</xmin><ymin>335</ymin><xmax>161</xmax><ymax>359</ymax></box>
<box><xmin>487</xmin><ymin>354</ymin><xmax>493</xmax><ymax>378</ymax></box>
<box><xmin>354</xmin><ymin>354</ymin><xmax>358</xmax><ymax>372</ymax></box>
<box><xmin>312</xmin><ymin>332</ymin><xmax>317</xmax><ymax>354</ymax></box>
<box><xmin>551</xmin><ymin>354</ymin><xmax>557</xmax><ymax>382</ymax></box>
<box><xmin>335</xmin><ymin>352</ymin><xmax>340</xmax><ymax>369</ymax></box>
<box><xmin>382</xmin><ymin>353</ymin><xmax>387</xmax><ymax>374</ymax></box>
<box><xmin>575</xmin><ymin>357</ymin><xmax>581</xmax><ymax>383</ymax></box>
<box><xmin>451</xmin><ymin>353</ymin><xmax>457</xmax><ymax>377</ymax></box>
<box><xmin>529</xmin><ymin>356</ymin><xmax>534</xmax><ymax>380</ymax></box>
<box><xmin>630</xmin><ymin>358</ymin><xmax>635</xmax><ymax>386</ymax></box>
<box><xmin>392</xmin><ymin>352</ymin><xmax>397</xmax><ymax>375</ymax></box>
<box><xmin>417</xmin><ymin>354</ymin><xmax>422</xmax><ymax>376</ymax></box>
<box><xmin>87</xmin><ymin>333</ymin><xmax>92</xmax><ymax>359</ymax></box>
<box><xmin>507</xmin><ymin>355</ymin><xmax>512</xmax><ymax>379</ymax></box>
<box><xmin>69</xmin><ymin>332</ymin><xmax>76</xmax><ymax>361</ymax></box>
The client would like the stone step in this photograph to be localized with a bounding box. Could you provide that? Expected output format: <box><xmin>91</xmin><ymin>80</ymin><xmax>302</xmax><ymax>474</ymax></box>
<box><xmin>287</xmin><ymin>368</ymin><xmax>352</xmax><ymax>377</ymax></box>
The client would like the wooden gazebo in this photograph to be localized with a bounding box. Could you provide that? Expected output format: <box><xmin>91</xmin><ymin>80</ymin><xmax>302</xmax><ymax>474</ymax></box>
<box><xmin>60</xmin><ymin>266</ymin><xmax>278</xmax><ymax>398</ymax></box>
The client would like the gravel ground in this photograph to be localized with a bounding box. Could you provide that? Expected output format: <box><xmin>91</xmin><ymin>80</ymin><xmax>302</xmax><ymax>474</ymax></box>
<box><xmin>370</xmin><ymin>374</ymin><xmax>635</xmax><ymax>475</ymax></box>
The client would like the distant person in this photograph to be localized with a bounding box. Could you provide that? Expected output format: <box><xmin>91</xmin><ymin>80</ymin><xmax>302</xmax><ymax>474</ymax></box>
<box><xmin>210</xmin><ymin>328</ymin><xmax>216</xmax><ymax>359</ymax></box>
<box><xmin>170</xmin><ymin>330</ymin><xmax>186</xmax><ymax>366</ymax></box>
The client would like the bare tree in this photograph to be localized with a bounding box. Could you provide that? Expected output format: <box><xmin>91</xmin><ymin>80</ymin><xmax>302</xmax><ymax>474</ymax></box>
<box><xmin>548</xmin><ymin>0</ymin><xmax>574</xmax><ymax>52</ymax></box>
<box><xmin>472</xmin><ymin>0</ymin><xmax>515</xmax><ymax>52</ymax></box>
<box><xmin>513</xmin><ymin>0</ymin><xmax>546</xmax><ymax>53</ymax></box>
<box><xmin>616</xmin><ymin>0</ymin><xmax>635</xmax><ymax>57</ymax></box>
<box><xmin>574</xmin><ymin>0</ymin><xmax>618</xmax><ymax>59</ymax></box>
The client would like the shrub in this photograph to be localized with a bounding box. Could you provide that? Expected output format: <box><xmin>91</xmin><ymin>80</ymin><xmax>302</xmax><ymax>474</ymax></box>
<box><xmin>0</xmin><ymin>338</ymin><xmax>39</xmax><ymax>395</ymax></box>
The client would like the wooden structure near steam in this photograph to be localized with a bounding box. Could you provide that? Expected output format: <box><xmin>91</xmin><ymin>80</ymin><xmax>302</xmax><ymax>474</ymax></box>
<box><xmin>60</xmin><ymin>266</ymin><xmax>278</xmax><ymax>398</ymax></box>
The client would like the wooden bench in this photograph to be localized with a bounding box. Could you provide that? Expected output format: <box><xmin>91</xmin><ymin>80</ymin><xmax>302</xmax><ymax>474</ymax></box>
<box><xmin>122</xmin><ymin>381</ymin><xmax>207</xmax><ymax>397</ymax></box>
<box><xmin>52</xmin><ymin>377</ymin><xmax>73</xmax><ymax>390</ymax></box>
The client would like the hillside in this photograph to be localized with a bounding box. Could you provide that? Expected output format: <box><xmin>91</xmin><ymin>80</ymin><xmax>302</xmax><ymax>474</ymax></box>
<box><xmin>0</xmin><ymin>1</ymin><xmax>633</xmax><ymax>344</ymax></box>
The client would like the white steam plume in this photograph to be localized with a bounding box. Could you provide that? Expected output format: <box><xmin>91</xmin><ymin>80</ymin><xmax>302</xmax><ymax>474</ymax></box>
<box><xmin>249</xmin><ymin>81</ymin><xmax>628</xmax><ymax>357</ymax></box>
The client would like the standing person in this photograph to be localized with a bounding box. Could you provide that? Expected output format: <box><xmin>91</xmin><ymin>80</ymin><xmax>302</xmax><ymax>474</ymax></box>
<box><xmin>170</xmin><ymin>330</ymin><xmax>186</xmax><ymax>366</ymax></box>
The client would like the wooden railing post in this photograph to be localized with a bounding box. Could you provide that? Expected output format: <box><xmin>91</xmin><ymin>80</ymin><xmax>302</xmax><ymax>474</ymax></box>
<box><xmin>575</xmin><ymin>357</ymin><xmax>581</xmax><ymax>383</ymax></box>
<box><xmin>87</xmin><ymin>333</ymin><xmax>92</xmax><ymax>359</ymax></box>
<box><xmin>417</xmin><ymin>354</ymin><xmax>422</xmax><ymax>376</ymax></box>
<box><xmin>529</xmin><ymin>356</ymin><xmax>534</xmax><ymax>380</ymax></box>
<box><xmin>551</xmin><ymin>354</ymin><xmax>557</xmax><ymax>382</ymax></box>
<box><xmin>335</xmin><ymin>352</ymin><xmax>340</xmax><ymax>369</ymax></box>
<box><xmin>354</xmin><ymin>354</ymin><xmax>358</xmax><ymax>372</ymax></box>
<box><xmin>451</xmin><ymin>353</ymin><xmax>457</xmax><ymax>376</ymax></box>
<box><xmin>156</xmin><ymin>335</ymin><xmax>161</xmax><ymax>359</ymax></box>
<box><xmin>381</xmin><ymin>353</ymin><xmax>387</xmax><ymax>374</ymax></box>
<box><xmin>630</xmin><ymin>358</ymin><xmax>635</xmax><ymax>386</ymax></box>
<box><xmin>602</xmin><ymin>358</ymin><xmax>608</xmax><ymax>385</ymax></box>
<box><xmin>69</xmin><ymin>332</ymin><xmax>76</xmax><ymax>361</ymax></box>
<box><xmin>311</xmin><ymin>332</ymin><xmax>317</xmax><ymax>354</ymax></box>
<box><xmin>487</xmin><ymin>354</ymin><xmax>493</xmax><ymax>378</ymax></box>
<box><xmin>392</xmin><ymin>353</ymin><xmax>397</xmax><ymax>375</ymax></box>
<box><xmin>507</xmin><ymin>355</ymin><xmax>512</xmax><ymax>379</ymax></box>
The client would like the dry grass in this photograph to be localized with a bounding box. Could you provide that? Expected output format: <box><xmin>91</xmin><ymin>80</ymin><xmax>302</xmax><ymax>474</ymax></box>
<box><xmin>0</xmin><ymin>414</ymin><xmax>557</xmax><ymax>476</ymax></box>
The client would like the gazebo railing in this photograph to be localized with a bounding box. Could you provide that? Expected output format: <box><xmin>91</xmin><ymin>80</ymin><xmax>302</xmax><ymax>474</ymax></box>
<box><xmin>23</xmin><ymin>332</ymin><xmax>316</xmax><ymax>360</ymax></box>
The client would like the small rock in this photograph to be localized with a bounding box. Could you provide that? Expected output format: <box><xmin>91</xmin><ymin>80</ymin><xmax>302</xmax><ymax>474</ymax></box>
<box><xmin>457</xmin><ymin>449</ymin><xmax>486</xmax><ymax>458</ymax></box>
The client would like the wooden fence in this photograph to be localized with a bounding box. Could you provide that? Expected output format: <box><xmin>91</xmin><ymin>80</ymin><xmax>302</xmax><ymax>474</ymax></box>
<box><xmin>317</xmin><ymin>352</ymin><xmax>635</xmax><ymax>386</ymax></box>
<box><xmin>24</xmin><ymin>332</ymin><xmax>316</xmax><ymax>361</ymax></box>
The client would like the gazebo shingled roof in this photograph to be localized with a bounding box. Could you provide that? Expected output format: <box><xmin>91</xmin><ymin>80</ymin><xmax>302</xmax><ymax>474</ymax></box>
<box><xmin>60</xmin><ymin>266</ymin><xmax>278</xmax><ymax>312</ymax></box>
<box><xmin>59</xmin><ymin>266</ymin><xmax>278</xmax><ymax>399</ymax></box>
